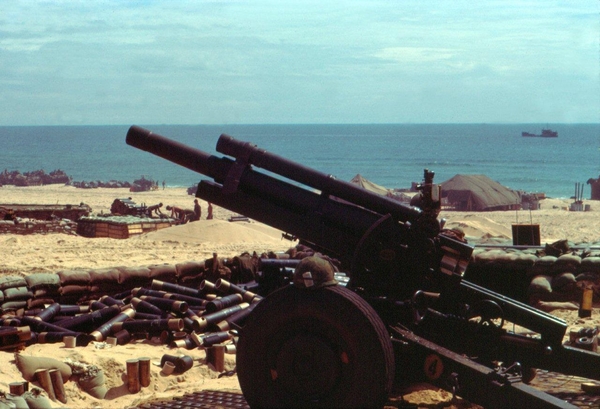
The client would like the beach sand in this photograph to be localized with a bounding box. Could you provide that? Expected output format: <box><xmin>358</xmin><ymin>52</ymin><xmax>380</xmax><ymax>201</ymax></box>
<box><xmin>0</xmin><ymin>184</ymin><xmax>599</xmax><ymax>408</ymax></box>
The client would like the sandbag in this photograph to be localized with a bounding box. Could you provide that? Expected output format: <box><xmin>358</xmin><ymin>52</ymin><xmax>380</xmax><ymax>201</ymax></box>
<box><xmin>3</xmin><ymin>287</ymin><xmax>33</xmax><ymax>302</ymax></box>
<box><xmin>554</xmin><ymin>254</ymin><xmax>581</xmax><ymax>273</ymax></box>
<box><xmin>471</xmin><ymin>249</ymin><xmax>509</xmax><ymax>264</ymax></box>
<box><xmin>551</xmin><ymin>272</ymin><xmax>577</xmax><ymax>292</ymax></box>
<box><xmin>25</xmin><ymin>274</ymin><xmax>60</xmax><ymax>291</ymax></box>
<box><xmin>229</xmin><ymin>254</ymin><xmax>258</xmax><ymax>283</ymax></box>
<box><xmin>4</xmin><ymin>393</ymin><xmax>29</xmax><ymax>409</ymax></box>
<box><xmin>0</xmin><ymin>400</ymin><xmax>12</xmax><ymax>409</ymax></box>
<box><xmin>528</xmin><ymin>275</ymin><xmax>553</xmax><ymax>296</ymax></box>
<box><xmin>27</xmin><ymin>298</ymin><xmax>56</xmax><ymax>309</ymax></box>
<box><xmin>118</xmin><ymin>266</ymin><xmax>151</xmax><ymax>285</ymax></box>
<box><xmin>174</xmin><ymin>262</ymin><xmax>203</xmax><ymax>279</ymax></box>
<box><xmin>88</xmin><ymin>267</ymin><xmax>120</xmax><ymax>285</ymax></box>
<box><xmin>78</xmin><ymin>366</ymin><xmax>107</xmax><ymax>399</ymax></box>
<box><xmin>580</xmin><ymin>257</ymin><xmax>600</xmax><ymax>274</ymax></box>
<box><xmin>32</xmin><ymin>288</ymin><xmax>60</xmax><ymax>299</ymax></box>
<box><xmin>1</xmin><ymin>301</ymin><xmax>27</xmax><ymax>311</ymax></box>
<box><xmin>15</xmin><ymin>354</ymin><xmax>72</xmax><ymax>382</ymax></box>
<box><xmin>23</xmin><ymin>389</ymin><xmax>53</xmax><ymax>409</ymax></box>
<box><xmin>57</xmin><ymin>269</ymin><xmax>91</xmax><ymax>286</ymax></box>
<box><xmin>59</xmin><ymin>285</ymin><xmax>91</xmax><ymax>296</ymax></box>
<box><xmin>531</xmin><ymin>256</ymin><xmax>557</xmax><ymax>275</ymax></box>
<box><xmin>150</xmin><ymin>263</ymin><xmax>179</xmax><ymax>282</ymax></box>
<box><xmin>0</xmin><ymin>276</ymin><xmax>27</xmax><ymax>291</ymax></box>
<box><xmin>203</xmin><ymin>257</ymin><xmax>231</xmax><ymax>282</ymax></box>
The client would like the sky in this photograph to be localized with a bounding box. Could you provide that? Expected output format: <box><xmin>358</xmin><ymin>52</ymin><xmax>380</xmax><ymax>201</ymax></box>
<box><xmin>0</xmin><ymin>0</ymin><xmax>598</xmax><ymax>125</ymax></box>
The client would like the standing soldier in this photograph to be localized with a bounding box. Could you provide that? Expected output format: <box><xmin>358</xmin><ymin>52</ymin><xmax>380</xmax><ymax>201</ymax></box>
<box><xmin>192</xmin><ymin>199</ymin><xmax>201</xmax><ymax>221</ymax></box>
<box><xmin>207</xmin><ymin>202</ymin><xmax>214</xmax><ymax>220</ymax></box>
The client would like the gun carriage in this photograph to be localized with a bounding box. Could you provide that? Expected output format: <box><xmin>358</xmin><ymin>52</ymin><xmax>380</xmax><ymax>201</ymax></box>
<box><xmin>126</xmin><ymin>126</ymin><xmax>600</xmax><ymax>409</ymax></box>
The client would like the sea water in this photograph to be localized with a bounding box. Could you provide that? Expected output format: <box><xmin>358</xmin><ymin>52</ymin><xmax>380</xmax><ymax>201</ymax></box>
<box><xmin>0</xmin><ymin>123</ymin><xmax>598</xmax><ymax>199</ymax></box>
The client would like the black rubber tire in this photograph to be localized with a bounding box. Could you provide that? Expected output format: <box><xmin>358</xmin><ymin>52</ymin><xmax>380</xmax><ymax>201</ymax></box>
<box><xmin>236</xmin><ymin>285</ymin><xmax>394</xmax><ymax>408</ymax></box>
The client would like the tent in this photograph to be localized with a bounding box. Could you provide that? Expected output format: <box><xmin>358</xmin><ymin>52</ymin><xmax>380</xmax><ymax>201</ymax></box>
<box><xmin>349</xmin><ymin>174</ymin><xmax>411</xmax><ymax>202</ymax></box>
<box><xmin>440</xmin><ymin>174</ymin><xmax>521</xmax><ymax>211</ymax></box>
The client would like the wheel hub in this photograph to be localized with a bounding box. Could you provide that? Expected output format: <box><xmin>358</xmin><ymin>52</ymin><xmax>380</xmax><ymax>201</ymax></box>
<box><xmin>274</xmin><ymin>333</ymin><xmax>342</xmax><ymax>400</ymax></box>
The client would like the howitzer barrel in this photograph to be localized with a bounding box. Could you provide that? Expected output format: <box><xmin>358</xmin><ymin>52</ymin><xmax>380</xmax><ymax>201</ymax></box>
<box><xmin>126</xmin><ymin>126</ymin><xmax>422</xmax><ymax>223</ymax></box>
<box><xmin>215</xmin><ymin>134</ymin><xmax>422</xmax><ymax>222</ymax></box>
<box><xmin>126</xmin><ymin>126</ymin><xmax>229</xmax><ymax>182</ymax></box>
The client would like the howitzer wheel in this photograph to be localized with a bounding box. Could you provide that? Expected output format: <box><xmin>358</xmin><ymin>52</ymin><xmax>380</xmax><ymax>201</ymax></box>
<box><xmin>236</xmin><ymin>285</ymin><xmax>394</xmax><ymax>408</ymax></box>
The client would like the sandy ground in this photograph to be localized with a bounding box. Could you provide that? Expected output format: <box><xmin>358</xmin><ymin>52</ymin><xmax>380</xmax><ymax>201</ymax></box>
<box><xmin>0</xmin><ymin>184</ymin><xmax>599</xmax><ymax>408</ymax></box>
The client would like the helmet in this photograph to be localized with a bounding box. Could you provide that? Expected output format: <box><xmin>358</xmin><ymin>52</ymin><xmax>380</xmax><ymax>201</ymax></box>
<box><xmin>293</xmin><ymin>256</ymin><xmax>338</xmax><ymax>289</ymax></box>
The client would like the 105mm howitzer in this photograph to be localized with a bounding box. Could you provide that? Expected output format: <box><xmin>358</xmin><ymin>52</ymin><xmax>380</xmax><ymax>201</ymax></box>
<box><xmin>126</xmin><ymin>126</ymin><xmax>598</xmax><ymax>409</ymax></box>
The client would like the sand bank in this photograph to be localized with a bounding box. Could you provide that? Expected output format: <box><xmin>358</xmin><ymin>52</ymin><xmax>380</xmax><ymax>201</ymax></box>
<box><xmin>0</xmin><ymin>184</ymin><xmax>599</xmax><ymax>408</ymax></box>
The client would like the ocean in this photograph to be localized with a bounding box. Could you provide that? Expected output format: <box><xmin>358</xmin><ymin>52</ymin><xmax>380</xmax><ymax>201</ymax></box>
<box><xmin>0</xmin><ymin>123</ymin><xmax>598</xmax><ymax>199</ymax></box>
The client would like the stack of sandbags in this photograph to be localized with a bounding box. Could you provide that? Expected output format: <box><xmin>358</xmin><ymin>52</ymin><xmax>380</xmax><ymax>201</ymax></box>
<box><xmin>0</xmin><ymin>276</ymin><xmax>32</xmax><ymax>312</ymax></box>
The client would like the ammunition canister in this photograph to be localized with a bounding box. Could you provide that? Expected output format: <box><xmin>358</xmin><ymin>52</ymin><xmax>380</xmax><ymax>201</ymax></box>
<box><xmin>9</xmin><ymin>381</ymin><xmax>27</xmax><ymax>395</ymax></box>
<box><xmin>34</xmin><ymin>303</ymin><xmax>61</xmax><ymax>322</ymax></box>
<box><xmin>579</xmin><ymin>287</ymin><xmax>593</xmax><ymax>318</ymax></box>
<box><xmin>192</xmin><ymin>331</ymin><xmax>232</xmax><ymax>348</ymax></box>
<box><xmin>132</xmin><ymin>287</ymin><xmax>168</xmax><ymax>299</ymax></box>
<box><xmin>133</xmin><ymin>311</ymin><xmax>162</xmax><ymax>320</ymax></box>
<box><xmin>53</xmin><ymin>304</ymin><xmax>121</xmax><ymax>332</ymax></box>
<box><xmin>183</xmin><ymin>309</ymin><xmax>204</xmax><ymax>332</ymax></box>
<box><xmin>206</xmin><ymin>345</ymin><xmax>225</xmax><ymax>372</ymax></box>
<box><xmin>126</xmin><ymin>359</ymin><xmax>140</xmax><ymax>393</ymax></box>
<box><xmin>205</xmin><ymin>293</ymin><xmax>244</xmax><ymax>313</ymax></box>
<box><xmin>210</xmin><ymin>302</ymin><xmax>256</xmax><ymax>332</ymax></box>
<box><xmin>111</xmin><ymin>318</ymin><xmax>184</xmax><ymax>335</ymax></box>
<box><xmin>19</xmin><ymin>316</ymin><xmax>78</xmax><ymax>335</ymax></box>
<box><xmin>215</xmin><ymin>278</ymin><xmax>262</xmax><ymax>303</ymax></box>
<box><xmin>139</xmin><ymin>295</ymin><xmax>189</xmax><ymax>313</ymax></box>
<box><xmin>58</xmin><ymin>305</ymin><xmax>90</xmax><ymax>315</ymax></box>
<box><xmin>49</xmin><ymin>369</ymin><xmax>67</xmax><ymax>404</ymax></box>
<box><xmin>192</xmin><ymin>302</ymin><xmax>249</xmax><ymax>332</ymax></box>
<box><xmin>89</xmin><ymin>301</ymin><xmax>109</xmax><ymax>311</ymax></box>
<box><xmin>15</xmin><ymin>326</ymin><xmax>32</xmax><ymax>342</ymax></box>
<box><xmin>151</xmin><ymin>279</ymin><xmax>202</xmax><ymax>298</ymax></box>
<box><xmin>35</xmin><ymin>369</ymin><xmax>56</xmax><ymax>401</ymax></box>
<box><xmin>2</xmin><ymin>318</ymin><xmax>20</xmax><ymax>326</ymax></box>
<box><xmin>99</xmin><ymin>295</ymin><xmax>125</xmax><ymax>307</ymax></box>
<box><xmin>130</xmin><ymin>297</ymin><xmax>164</xmax><ymax>316</ymax></box>
<box><xmin>163</xmin><ymin>292</ymin><xmax>209</xmax><ymax>307</ymax></box>
<box><xmin>24</xmin><ymin>308</ymin><xmax>43</xmax><ymax>316</ymax></box>
<box><xmin>169</xmin><ymin>337</ymin><xmax>196</xmax><ymax>350</ymax></box>
<box><xmin>160</xmin><ymin>354</ymin><xmax>194</xmax><ymax>374</ymax></box>
<box><xmin>139</xmin><ymin>357</ymin><xmax>151</xmax><ymax>387</ymax></box>
<box><xmin>199</xmin><ymin>279</ymin><xmax>217</xmax><ymax>294</ymax></box>
<box><xmin>90</xmin><ymin>307</ymin><xmax>136</xmax><ymax>341</ymax></box>
<box><xmin>114</xmin><ymin>329</ymin><xmax>131</xmax><ymax>345</ymax></box>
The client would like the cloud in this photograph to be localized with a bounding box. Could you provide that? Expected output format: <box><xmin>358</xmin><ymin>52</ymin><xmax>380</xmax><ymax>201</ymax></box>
<box><xmin>0</xmin><ymin>0</ymin><xmax>598</xmax><ymax>125</ymax></box>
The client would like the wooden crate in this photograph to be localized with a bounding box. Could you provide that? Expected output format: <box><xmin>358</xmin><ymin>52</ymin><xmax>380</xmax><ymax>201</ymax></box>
<box><xmin>128</xmin><ymin>224</ymin><xmax>143</xmax><ymax>235</ymax></box>
<box><xmin>78</xmin><ymin>217</ymin><xmax>174</xmax><ymax>239</ymax></box>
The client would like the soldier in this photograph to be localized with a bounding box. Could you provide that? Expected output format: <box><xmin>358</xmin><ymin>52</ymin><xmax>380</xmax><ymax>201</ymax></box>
<box><xmin>206</xmin><ymin>202</ymin><xmax>213</xmax><ymax>220</ymax></box>
<box><xmin>166</xmin><ymin>205</ymin><xmax>186</xmax><ymax>223</ymax></box>
<box><xmin>192</xmin><ymin>199</ymin><xmax>201</xmax><ymax>222</ymax></box>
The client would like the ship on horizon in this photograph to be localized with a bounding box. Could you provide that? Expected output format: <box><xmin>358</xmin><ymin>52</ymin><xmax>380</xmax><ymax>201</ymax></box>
<box><xmin>522</xmin><ymin>128</ymin><xmax>558</xmax><ymax>137</ymax></box>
